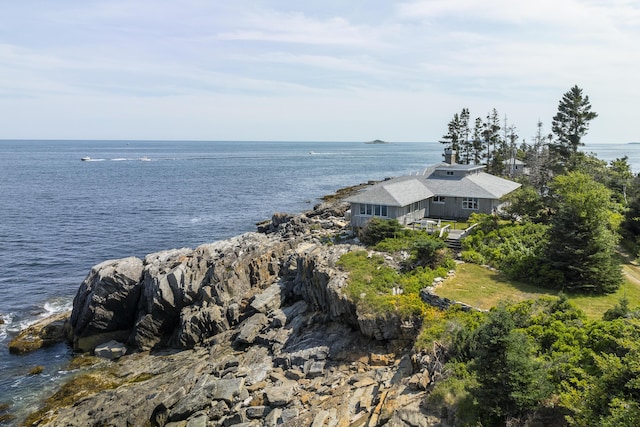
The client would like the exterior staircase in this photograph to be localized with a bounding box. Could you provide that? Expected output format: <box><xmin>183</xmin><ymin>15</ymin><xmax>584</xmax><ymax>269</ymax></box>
<box><xmin>445</xmin><ymin>229</ymin><xmax>464</xmax><ymax>251</ymax></box>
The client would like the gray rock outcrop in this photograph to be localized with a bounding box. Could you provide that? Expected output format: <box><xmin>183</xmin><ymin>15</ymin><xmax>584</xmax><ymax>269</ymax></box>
<box><xmin>28</xmin><ymin>194</ymin><xmax>451</xmax><ymax>426</ymax></box>
<box><xmin>69</xmin><ymin>256</ymin><xmax>144</xmax><ymax>351</ymax></box>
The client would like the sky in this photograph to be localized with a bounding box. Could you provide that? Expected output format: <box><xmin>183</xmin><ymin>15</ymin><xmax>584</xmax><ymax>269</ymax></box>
<box><xmin>0</xmin><ymin>0</ymin><xmax>638</xmax><ymax>143</ymax></box>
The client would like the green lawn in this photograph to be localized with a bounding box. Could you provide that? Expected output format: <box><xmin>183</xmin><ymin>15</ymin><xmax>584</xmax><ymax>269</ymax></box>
<box><xmin>435</xmin><ymin>262</ymin><xmax>640</xmax><ymax>320</ymax></box>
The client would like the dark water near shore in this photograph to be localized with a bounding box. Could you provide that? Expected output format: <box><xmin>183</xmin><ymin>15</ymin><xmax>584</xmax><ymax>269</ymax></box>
<box><xmin>0</xmin><ymin>140</ymin><xmax>637</xmax><ymax>423</ymax></box>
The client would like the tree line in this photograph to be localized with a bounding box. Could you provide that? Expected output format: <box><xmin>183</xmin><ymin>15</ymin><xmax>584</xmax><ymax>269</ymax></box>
<box><xmin>440</xmin><ymin>85</ymin><xmax>598</xmax><ymax>177</ymax></box>
<box><xmin>442</xmin><ymin>85</ymin><xmax>638</xmax><ymax>295</ymax></box>
<box><xmin>421</xmin><ymin>86</ymin><xmax>640</xmax><ymax>425</ymax></box>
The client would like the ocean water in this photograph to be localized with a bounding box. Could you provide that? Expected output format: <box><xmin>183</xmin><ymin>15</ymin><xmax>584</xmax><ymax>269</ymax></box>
<box><xmin>0</xmin><ymin>140</ymin><xmax>637</xmax><ymax>423</ymax></box>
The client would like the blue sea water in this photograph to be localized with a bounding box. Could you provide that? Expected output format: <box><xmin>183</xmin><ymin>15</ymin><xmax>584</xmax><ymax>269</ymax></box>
<box><xmin>0</xmin><ymin>140</ymin><xmax>637</xmax><ymax>423</ymax></box>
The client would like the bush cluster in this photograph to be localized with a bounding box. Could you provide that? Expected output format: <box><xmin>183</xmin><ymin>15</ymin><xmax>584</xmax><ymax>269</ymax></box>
<box><xmin>339</xmin><ymin>219</ymin><xmax>455</xmax><ymax>317</ymax></box>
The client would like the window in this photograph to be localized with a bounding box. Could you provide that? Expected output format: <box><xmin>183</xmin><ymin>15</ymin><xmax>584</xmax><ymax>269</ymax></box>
<box><xmin>446</xmin><ymin>171</ymin><xmax>454</xmax><ymax>176</ymax></box>
<box><xmin>359</xmin><ymin>204</ymin><xmax>388</xmax><ymax>217</ymax></box>
<box><xmin>462</xmin><ymin>197</ymin><xmax>479</xmax><ymax>210</ymax></box>
<box><xmin>433</xmin><ymin>196</ymin><xmax>445</xmax><ymax>204</ymax></box>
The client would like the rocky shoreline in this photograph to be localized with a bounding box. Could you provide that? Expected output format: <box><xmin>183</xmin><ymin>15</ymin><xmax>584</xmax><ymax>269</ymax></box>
<box><xmin>12</xmin><ymin>188</ymin><xmax>456</xmax><ymax>427</ymax></box>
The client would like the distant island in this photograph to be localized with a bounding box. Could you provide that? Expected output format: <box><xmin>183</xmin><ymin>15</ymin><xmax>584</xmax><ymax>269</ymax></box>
<box><xmin>365</xmin><ymin>139</ymin><xmax>389</xmax><ymax>144</ymax></box>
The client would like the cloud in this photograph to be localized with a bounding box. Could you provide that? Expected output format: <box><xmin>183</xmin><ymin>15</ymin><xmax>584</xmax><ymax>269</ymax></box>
<box><xmin>0</xmin><ymin>1</ymin><xmax>638</xmax><ymax>142</ymax></box>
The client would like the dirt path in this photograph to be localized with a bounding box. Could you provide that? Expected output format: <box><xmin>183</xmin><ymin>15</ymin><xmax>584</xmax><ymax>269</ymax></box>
<box><xmin>618</xmin><ymin>249</ymin><xmax>640</xmax><ymax>286</ymax></box>
<box><xmin>623</xmin><ymin>264</ymin><xmax>640</xmax><ymax>285</ymax></box>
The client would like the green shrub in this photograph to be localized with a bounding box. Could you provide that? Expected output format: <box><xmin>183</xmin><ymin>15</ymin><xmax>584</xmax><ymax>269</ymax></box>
<box><xmin>461</xmin><ymin>220</ymin><xmax>549</xmax><ymax>283</ymax></box>
<box><xmin>336</xmin><ymin>249</ymin><xmax>453</xmax><ymax>318</ymax></box>
<box><xmin>412</xmin><ymin>238</ymin><xmax>448</xmax><ymax>268</ymax></box>
<box><xmin>359</xmin><ymin>218</ymin><xmax>406</xmax><ymax>245</ymax></box>
<box><xmin>460</xmin><ymin>250</ymin><xmax>485</xmax><ymax>265</ymax></box>
<box><xmin>425</xmin><ymin>362</ymin><xmax>479</xmax><ymax>424</ymax></box>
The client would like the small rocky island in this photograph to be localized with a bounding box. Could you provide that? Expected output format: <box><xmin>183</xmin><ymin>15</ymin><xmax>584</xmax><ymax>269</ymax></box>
<box><xmin>14</xmin><ymin>186</ymin><xmax>455</xmax><ymax>427</ymax></box>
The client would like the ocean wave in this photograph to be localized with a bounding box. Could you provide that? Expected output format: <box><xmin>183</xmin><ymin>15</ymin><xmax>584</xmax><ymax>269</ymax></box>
<box><xmin>0</xmin><ymin>312</ymin><xmax>12</xmax><ymax>341</ymax></box>
<box><xmin>2</xmin><ymin>297</ymin><xmax>73</xmax><ymax>336</ymax></box>
<box><xmin>43</xmin><ymin>297</ymin><xmax>73</xmax><ymax>315</ymax></box>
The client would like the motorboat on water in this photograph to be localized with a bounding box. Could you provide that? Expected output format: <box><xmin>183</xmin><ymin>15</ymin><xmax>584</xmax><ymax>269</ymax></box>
<box><xmin>81</xmin><ymin>156</ymin><xmax>91</xmax><ymax>161</ymax></box>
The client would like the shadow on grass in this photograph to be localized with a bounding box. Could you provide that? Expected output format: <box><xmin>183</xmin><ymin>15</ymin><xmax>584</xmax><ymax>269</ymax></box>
<box><xmin>438</xmin><ymin>261</ymin><xmax>640</xmax><ymax>319</ymax></box>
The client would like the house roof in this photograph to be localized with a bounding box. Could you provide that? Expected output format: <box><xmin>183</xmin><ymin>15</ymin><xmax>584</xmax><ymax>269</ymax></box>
<box><xmin>345</xmin><ymin>175</ymin><xmax>434</xmax><ymax>207</ymax></box>
<box><xmin>346</xmin><ymin>162</ymin><xmax>521</xmax><ymax>207</ymax></box>
<box><xmin>423</xmin><ymin>172</ymin><xmax>521</xmax><ymax>199</ymax></box>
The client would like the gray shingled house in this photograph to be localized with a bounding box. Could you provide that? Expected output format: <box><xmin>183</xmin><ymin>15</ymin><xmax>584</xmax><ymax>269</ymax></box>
<box><xmin>346</xmin><ymin>149</ymin><xmax>522</xmax><ymax>228</ymax></box>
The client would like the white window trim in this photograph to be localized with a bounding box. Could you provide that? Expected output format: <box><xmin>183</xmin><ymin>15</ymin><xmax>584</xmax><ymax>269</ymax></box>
<box><xmin>433</xmin><ymin>196</ymin><xmax>445</xmax><ymax>204</ymax></box>
<box><xmin>462</xmin><ymin>197</ymin><xmax>479</xmax><ymax>210</ymax></box>
<box><xmin>358</xmin><ymin>204</ymin><xmax>389</xmax><ymax>217</ymax></box>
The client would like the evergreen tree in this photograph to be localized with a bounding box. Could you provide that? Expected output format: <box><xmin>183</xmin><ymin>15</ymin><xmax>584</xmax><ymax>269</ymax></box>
<box><xmin>440</xmin><ymin>112</ymin><xmax>462</xmax><ymax>151</ymax></box>
<box><xmin>524</xmin><ymin>120</ymin><xmax>553</xmax><ymax>193</ymax></box>
<box><xmin>550</xmin><ymin>85</ymin><xmax>598</xmax><ymax>165</ymax></box>
<box><xmin>459</xmin><ymin>108</ymin><xmax>472</xmax><ymax>164</ymax></box>
<box><xmin>470</xmin><ymin>306</ymin><xmax>549</xmax><ymax>425</ymax></box>
<box><xmin>544</xmin><ymin>172</ymin><xmax>622</xmax><ymax>293</ymax></box>
<box><xmin>607</xmin><ymin>156</ymin><xmax>634</xmax><ymax>205</ymax></box>
<box><xmin>441</xmin><ymin>108</ymin><xmax>471</xmax><ymax>158</ymax></box>
<box><xmin>502</xmin><ymin>124</ymin><xmax>518</xmax><ymax>177</ymax></box>
<box><xmin>472</xmin><ymin>116</ymin><xmax>485</xmax><ymax>165</ymax></box>
<box><xmin>621</xmin><ymin>173</ymin><xmax>640</xmax><ymax>252</ymax></box>
<box><xmin>483</xmin><ymin>109</ymin><xmax>502</xmax><ymax>174</ymax></box>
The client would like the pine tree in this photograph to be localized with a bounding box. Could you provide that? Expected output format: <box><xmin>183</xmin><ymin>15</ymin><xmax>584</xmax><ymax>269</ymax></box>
<box><xmin>472</xmin><ymin>116</ymin><xmax>485</xmax><ymax>165</ymax></box>
<box><xmin>483</xmin><ymin>109</ymin><xmax>502</xmax><ymax>174</ymax></box>
<box><xmin>470</xmin><ymin>306</ymin><xmax>549</xmax><ymax>425</ymax></box>
<box><xmin>440</xmin><ymin>112</ymin><xmax>462</xmax><ymax>151</ymax></box>
<box><xmin>459</xmin><ymin>108</ymin><xmax>472</xmax><ymax>164</ymax></box>
<box><xmin>525</xmin><ymin>120</ymin><xmax>553</xmax><ymax>193</ymax></box>
<box><xmin>545</xmin><ymin>172</ymin><xmax>622</xmax><ymax>293</ymax></box>
<box><xmin>550</xmin><ymin>85</ymin><xmax>598</xmax><ymax>164</ymax></box>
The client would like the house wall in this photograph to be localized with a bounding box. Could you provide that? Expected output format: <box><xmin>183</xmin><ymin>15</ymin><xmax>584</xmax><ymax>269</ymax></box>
<box><xmin>350</xmin><ymin>196</ymin><xmax>502</xmax><ymax>227</ymax></box>
<box><xmin>428</xmin><ymin>197</ymin><xmax>497</xmax><ymax>220</ymax></box>
<box><xmin>349</xmin><ymin>202</ymin><xmax>428</xmax><ymax>228</ymax></box>
<box><xmin>395</xmin><ymin>204</ymin><xmax>427</xmax><ymax>225</ymax></box>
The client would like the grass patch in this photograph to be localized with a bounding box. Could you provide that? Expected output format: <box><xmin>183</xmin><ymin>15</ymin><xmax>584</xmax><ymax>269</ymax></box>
<box><xmin>435</xmin><ymin>262</ymin><xmax>640</xmax><ymax>320</ymax></box>
<box><xmin>440</xmin><ymin>220</ymin><xmax>472</xmax><ymax>231</ymax></box>
<box><xmin>337</xmin><ymin>250</ymin><xmax>433</xmax><ymax>317</ymax></box>
<box><xmin>435</xmin><ymin>263</ymin><xmax>550</xmax><ymax>309</ymax></box>
<box><xmin>570</xmin><ymin>263</ymin><xmax>640</xmax><ymax>318</ymax></box>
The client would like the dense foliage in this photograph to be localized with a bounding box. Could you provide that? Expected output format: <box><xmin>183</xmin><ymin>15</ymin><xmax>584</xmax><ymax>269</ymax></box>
<box><xmin>422</xmin><ymin>297</ymin><xmax>640</xmax><ymax>426</ymax></box>
<box><xmin>399</xmin><ymin>85</ymin><xmax>640</xmax><ymax>424</ymax></box>
<box><xmin>464</xmin><ymin>170</ymin><xmax>624</xmax><ymax>294</ymax></box>
<box><xmin>359</xmin><ymin>217</ymin><xmax>406</xmax><ymax>246</ymax></box>
<box><xmin>545</xmin><ymin>172</ymin><xmax>623</xmax><ymax>292</ymax></box>
<box><xmin>338</xmin><ymin>221</ymin><xmax>455</xmax><ymax>316</ymax></box>
<box><xmin>461</xmin><ymin>213</ymin><xmax>549</xmax><ymax>282</ymax></box>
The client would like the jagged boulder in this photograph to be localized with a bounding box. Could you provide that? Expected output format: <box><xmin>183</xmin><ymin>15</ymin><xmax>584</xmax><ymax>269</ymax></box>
<box><xmin>130</xmin><ymin>248</ymin><xmax>207</xmax><ymax>350</ymax></box>
<box><xmin>66</xmin><ymin>232</ymin><xmax>295</xmax><ymax>352</ymax></box>
<box><xmin>172</xmin><ymin>303</ymin><xmax>229</xmax><ymax>348</ymax></box>
<box><xmin>69</xmin><ymin>257</ymin><xmax>144</xmax><ymax>352</ymax></box>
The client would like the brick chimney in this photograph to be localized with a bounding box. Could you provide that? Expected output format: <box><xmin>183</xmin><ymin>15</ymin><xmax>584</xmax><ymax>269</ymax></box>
<box><xmin>444</xmin><ymin>148</ymin><xmax>457</xmax><ymax>164</ymax></box>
